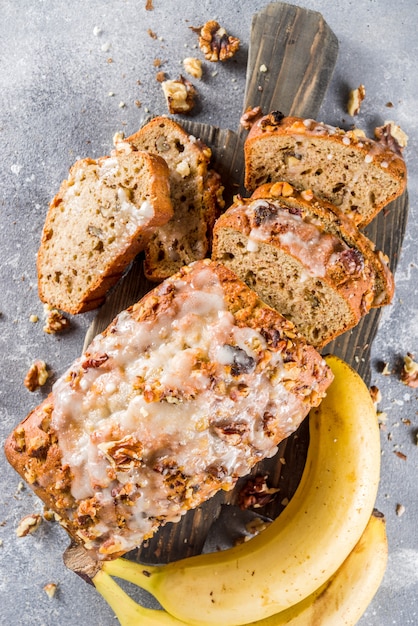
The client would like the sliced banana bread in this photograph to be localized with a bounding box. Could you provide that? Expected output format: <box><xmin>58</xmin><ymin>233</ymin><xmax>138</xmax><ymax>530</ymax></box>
<box><xmin>212</xmin><ymin>182</ymin><xmax>394</xmax><ymax>348</ymax></box>
<box><xmin>37</xmin><ymin>151</ymin><xmax>173</xmax><ymax>314</ymax></box>
<box><xmin>244</xmin><ymin>113</ymin><xmax>407</xmax><ymax>227</ymax></box>
<box><xmin>120</xmin><ymin>116</ymin><xmax>224</xmax><ymax>281</ymax></box>
<box><xmin>5</xmin><ymin>259</ymin><xmax>332</xmax><ymax>559</ymax></box>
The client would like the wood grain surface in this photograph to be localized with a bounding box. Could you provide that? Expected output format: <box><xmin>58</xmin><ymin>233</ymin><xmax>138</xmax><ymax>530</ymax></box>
<box><xmin>82</xmin><ymin>2</ymin><xmax>408</xmax><ymax>565</ymax></box>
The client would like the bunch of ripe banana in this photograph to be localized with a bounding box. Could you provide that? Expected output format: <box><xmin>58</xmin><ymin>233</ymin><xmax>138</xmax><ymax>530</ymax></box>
<box><xmin>92</xmin><ymin>355</ymin><xmax>388</xmax><ymax>625</ymax></box>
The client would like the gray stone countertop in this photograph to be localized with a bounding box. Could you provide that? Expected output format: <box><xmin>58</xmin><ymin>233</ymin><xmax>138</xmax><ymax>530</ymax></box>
<box><xmin>1</xmin><ymin>1</ymin><xmax>417</xmax><ymax>624</ymax></box>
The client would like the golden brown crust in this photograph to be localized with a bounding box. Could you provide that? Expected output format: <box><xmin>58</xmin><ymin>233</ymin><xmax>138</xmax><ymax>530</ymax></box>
<box><xmin>244</xmin><ymin>114</ymin><xmax>407</xmax><ymax>227</ymax></box>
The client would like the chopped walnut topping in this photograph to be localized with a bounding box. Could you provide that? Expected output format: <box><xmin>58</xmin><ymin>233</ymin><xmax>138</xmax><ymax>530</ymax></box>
<box><xmin>347</xmin><ymin>84</ymin><xmax>366</xmax><ymax>116</ymax></box>
<box><xmin>43</xmin><ymin>304</ymin><xmax>70</xmax><ymax>334</ymax></box>
<box><xmin>238</xmin><ymin>474</ymin><xmax>280</xmax><ymax>509</ymax></box>
<box><xmin>16</xmin><ymin>513</ymin><xmax>42</xmax><ymax>537</ymax></box>
<box><xmin>400</xmin><ymin>353</ymin><xmax>418</xmax><ymax>388</ymax></box>
<box><xmin>240</xmin><ymin>106</ymin><xmax>263</xmax><ymax>130</ymax></box>
<box><xmin>43</xmin><ymin>583</ymin><xmax>58</xmax><ymax>599</ymax></box>
<box><xmin>161</xmin><ymin>76</ymin><xmax>197</xmax><ymax>114</ymax></box>
<box><xmin>196</xmin><ymin>20</ymin><xmax>240</xmax><ymax>62</ymax></box>
<box><xmin>98</xmin><ymin>434</ymin><xmax>143</xmax><ymax>470</ymax></box>
<box><xmin>374</xmin><ymin>123</ymin><xmax>405</xmax><ymax>155</ymax></box>
<box><xmin>260</xmin><ymin>110</ymin><xmax>285</xmax><ymax>130</ymax></box>
<box><xmin>24</xmin><ymin>360</ymin><xmax>49</xmax><ymax>392</ymax></box>
<box><xmin>377</xmin><ymin>120</ymin><xmax>408</xmax><ymax>149</ymax></box>
<box><xmin>183</xmin><ymin>57</ymin><xmax>203</xmax><ymax>79</ymax></box>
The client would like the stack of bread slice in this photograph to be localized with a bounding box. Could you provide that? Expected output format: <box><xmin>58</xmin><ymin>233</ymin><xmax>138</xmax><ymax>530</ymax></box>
<box><xmin>37</xmin><ymin>113</ymin><xmax>406</xmax><ymax>348</ymax></box>
<box><xmin>212</xmin><ymin>112</ymin><xmax>406</xmax><ymax>347</ymax></box>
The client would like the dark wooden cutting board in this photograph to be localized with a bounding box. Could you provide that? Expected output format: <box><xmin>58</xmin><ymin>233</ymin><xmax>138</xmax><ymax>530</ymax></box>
<box><xmin>82</xmin><ymin>2</ymin><xmax>408</xmax><ymax>565</ymax></box>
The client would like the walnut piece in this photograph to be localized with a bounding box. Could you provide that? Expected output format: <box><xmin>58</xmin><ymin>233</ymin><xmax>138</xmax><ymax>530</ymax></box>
<box><xmin>238</xmin><ymin>474</ymin><xmax>279</xmax><ymax>509</ymax></box>
<box><xmin>347</xmin><ymin>84</ymin><xmax>366</xmax><ymax>116</ymax></box>
<box><xmin>197</xmin><ymin>20</ymin><xmax>240</xmax><ymax>62</ymax></box>
<box><xmin>24</xmin><ymin>360</ymin><xmax>49</xmax><ymax>392</ymax></box>
<box><xmin>369</xmin><ymin>385</ymin><xmax>382</xmax><ymax>407</ymax></box>
<box><xmin>43</xmin><ymin>583</ymin><xmax>58</xmax><ymax>599</ymax></box>
<box><xmin>378</xmin><ymin>120</ymin><xmax>408</xmax><ymax>149</ymax></box>
<box><xmin>16</xmin><ymin>513</ymin><xmax>42</xmax><ymax>537</ymax></box>
<box><xmin>43</xmin><ymin>304</ymin><xmax>70</xmax><ymax>334</ymax></box>
<box><xmin>374</xmin><ymin>122</ymin><xmax>405</xmax><ymax>155</ymax></box>
<box><xmin>240</xmin><ymin>106</ymin><xmax>263</xmax><ymax>130</ymax></box>
<box><xmin>183</xmin><ymin>57</ymin><xmax>203</xmax><ymax>79</ymax></box>
<box><xmin>161</xmin><ymin>76</ymin><xmax>197</xmax><ymax>114</ymax></box>
<box><xmin>400</xmin><ymin>353</ymin><xmax>418</xmax><ymax>388</ymax></box>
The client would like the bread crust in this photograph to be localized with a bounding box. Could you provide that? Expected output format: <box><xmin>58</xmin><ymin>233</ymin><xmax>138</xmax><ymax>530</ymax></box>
<box><xmin>37</xmin><ymin>151</ymin><xmax>173</xmax><ymax>314</ymax></box>
<box><xmin>244</xmin><ymin>114</ymin><xmax>407</xmax><ymax>227</ymax></box>
<box><xmin>212</xmin><ymin>183</ymin><xmax>394</xmax><ymax>347</ymax></box>
<box><xmin>5</xmin><ymin>259</ymin><xmax>332</xmax><ymax>559</ymax></box>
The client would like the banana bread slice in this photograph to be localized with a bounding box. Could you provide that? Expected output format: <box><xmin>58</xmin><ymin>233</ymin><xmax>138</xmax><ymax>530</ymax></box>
<box><xmin>5</xmin><ymin>259</ymin><xmax>332</xmax><ymax>559</ymax></box>
<box><xmin>37</xmin><ymin>151</ymin><xmax>173</xmax><ymax>314</ymax></box>
<box><xmin>244</xmin><ymin>113</ymin><xmax>407</xmax><ymax>228</ymax></box>
<box><xmin>119</xmin><ymin>116</ymin><xmax>224</xmax><ymax>281</ymax></box>
<box><xmin>212</xmin><ymin>183</ymin><xmax>394</xmax><ymax>348</ymax></box>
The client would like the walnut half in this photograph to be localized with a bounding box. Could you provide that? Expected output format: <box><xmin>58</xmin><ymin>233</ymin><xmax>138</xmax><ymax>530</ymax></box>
<box><xmin>196</xmin><ymin>20</ymin><xmax>240</xmax><ymax>62</ymax></box>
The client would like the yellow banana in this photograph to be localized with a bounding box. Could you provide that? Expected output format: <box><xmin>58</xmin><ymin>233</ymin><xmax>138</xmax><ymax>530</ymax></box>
<box><xmin>101</xmin><ymin>354</ymin><xmax>381</xmax><ymax>625</ymax></box>
<box><xmin>244</xmin><ymin>512</ymin><xmax>388</xmax><ymax>626</ymax></box>
<box><xmin>93</xmin><ymin>512</ymin><xmax>387</xmax><ymax>626</ymax></box>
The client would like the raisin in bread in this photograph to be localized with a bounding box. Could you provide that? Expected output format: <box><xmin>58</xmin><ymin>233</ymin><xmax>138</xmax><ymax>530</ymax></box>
<box><xmin>212</xmin><ymin>182</ymin><xmax>394</xmax><ymax>348</ymax></box>
<box><xmin>37</xmin><ymin>151</ymin><xmax>173</xmax><ymax>315</ymax></box>
<box><xmin>5</xmin><ymin>259</ymin><xmax>332</xmax><ymax>559</ymax></box>
<box><xmin>244</xmin><ymin>113</ymin><xmax>407</xmax><ymax>227</ymax></box>
<box><xmin>117</xmin><ymin>116</ymin><xmax>224</xmax><ymax>281</ymax></box>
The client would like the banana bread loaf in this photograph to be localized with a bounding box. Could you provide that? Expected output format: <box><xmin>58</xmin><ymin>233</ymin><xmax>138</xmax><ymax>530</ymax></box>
<box><xmin>212</xmin><ymin>182</ymin><xmax>394</xmax><ymax>347</ymax></box>
<box><xmin>118</xmin><ymin>116</ymin><xmax>224</xmax><ymax>281</ymax></box>
<box><xmin>37</xmin><ymin>151</ymin><xmax>173</xmax><ymax>314</ymax></box>
<box><xmin>244</xmin><ymin>113</ymin><xmax>407</xmax><ymax>228</ymax></box>
<box><xmin>5</xmin><ymin>260</ymin><xmax>332</xmax><ymax>559</ymax></box>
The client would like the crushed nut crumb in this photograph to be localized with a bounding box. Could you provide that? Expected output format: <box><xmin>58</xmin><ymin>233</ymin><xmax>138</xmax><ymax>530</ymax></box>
<box><xmin>156</xmin><ymin>71</ymin><xmax>166</xmax><ymax>83</ymax></box>
<box><xmin>16</xmin><ymin>513</ymin><xmax>42</xmax><ymax>537</ymax></box>
<box><xmin>43</xmin><ymin>583</ymin><xmax>58</xmax><ymax>599</ymax></box>
<box><xmin>400</xmin><ymin>353</ymin><xmax>418</xmax><ymax>388</ymax></box>
<box><xmin>24</xmin><ymin>360</ymin><xmax>49</xmax><ymax>392</ymax></box>
<box><xmin>29</xmin><ymin>314</ymin><xmax>38</xmax><ymax>323</ymax></box>
<box><xmin>396</xmin><ymin>503</ymin><xmax>406</xmax><ymax>517</ymax></box>
<box><xmin>347</xmin><ymin>84</ymin><xmax>366</xmax><ymax>116</ymax></box>
<box><xmin>369</xmin><ymin>385</ymin><xmax>382</xmax><ymax>407</ymax></box>
<box><xmin>381</xmin><ymin>362</ymin><xmax>391</xmax><ymax>376</ymax></box>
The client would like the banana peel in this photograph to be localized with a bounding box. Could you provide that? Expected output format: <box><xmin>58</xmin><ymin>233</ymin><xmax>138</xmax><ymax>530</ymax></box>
<box><xmin>93</xmin><ymin>511</ymin><xmax>387</xmax><ymax>626</ymax></box>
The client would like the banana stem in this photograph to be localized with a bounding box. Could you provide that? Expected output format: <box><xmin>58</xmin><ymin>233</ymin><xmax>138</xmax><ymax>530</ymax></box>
<box><xmin>93</xmin><ymin>569</ymin><xmax>186</xmax><ymax>625</ymax></box>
